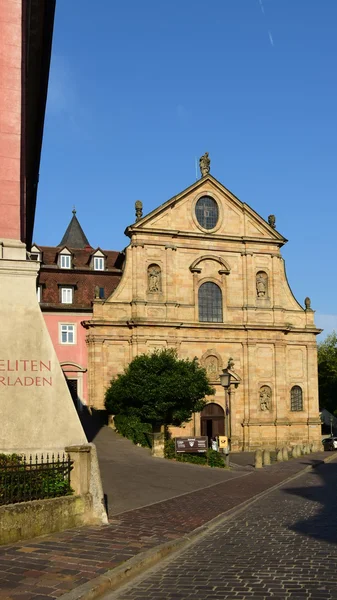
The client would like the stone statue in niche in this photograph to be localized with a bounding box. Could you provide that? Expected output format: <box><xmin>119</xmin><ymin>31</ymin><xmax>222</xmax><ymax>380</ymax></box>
<box><xmin>260</xmin><ymin>386</ymin><xmax>272</xmax><ymax>411</ymax></box>
<box><xmin>94</xmin><ymin>285</ymin><xmax>100</xmax><ymax>299</ymax></box>
<box><xmin>205</xmin><ymin>355</ymin><xmax>219</xmax><ymax>379</ymax></box>
<box><xmin>256</xmin><ymin>271</ymin><xmax>268</xmax><ymax>298</ymax></box>
<box><xmin>148</xmin><ymin>265</ymin><xmax>161</xmax><ymax>293</ymax></box>
<box><xmin>199</xmin><ymin>152</ymin><xmax>210</xmax><ymax>177</ymax></box>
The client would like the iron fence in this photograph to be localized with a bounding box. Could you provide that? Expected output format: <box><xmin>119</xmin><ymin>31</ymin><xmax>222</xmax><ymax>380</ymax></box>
<box><xmin>0</xmin><ymin>453</ymin><xmax>73</xmax><ymax>505</ymax></box>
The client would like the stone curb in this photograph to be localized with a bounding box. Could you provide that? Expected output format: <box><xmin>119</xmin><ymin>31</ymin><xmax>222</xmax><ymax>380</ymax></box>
<box><xmin>59</xmin><ymin>453</ymin><xmax>337</xmax><ymax>600</ymax></box>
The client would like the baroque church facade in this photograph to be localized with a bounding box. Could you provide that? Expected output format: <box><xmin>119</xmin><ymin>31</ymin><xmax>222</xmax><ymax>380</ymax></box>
<box><xmin>84</xmin><ymin>156</ymin><xmax>321</xmax><ymax>450</ymax></box>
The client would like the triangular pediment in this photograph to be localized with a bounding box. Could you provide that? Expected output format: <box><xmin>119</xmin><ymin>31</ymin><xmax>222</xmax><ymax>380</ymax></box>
<box><xmin>92</xmin><ymin>248</ymin><xmax>107</xmax><ymax>258</ymax></box>
<box><xmin>58</xmin><ymin>246</ymin><xmax>72</xmax><ymax>255</ymax></box>
<box><xmin>126</xmin><ymin>175</ymin><xmax>286</xmax><ymax>245</ymax></box>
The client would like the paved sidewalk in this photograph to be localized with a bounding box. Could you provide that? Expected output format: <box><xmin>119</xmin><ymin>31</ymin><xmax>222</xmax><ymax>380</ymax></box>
<box><xmin>0</xmin><ymin>452</ymin><xmax>334</xmax><ymax>600</ymax></box>
<box><xmin>110</xmin><ymin>459</ymin><xmax>337</xmax><ymax>600</ymax></box>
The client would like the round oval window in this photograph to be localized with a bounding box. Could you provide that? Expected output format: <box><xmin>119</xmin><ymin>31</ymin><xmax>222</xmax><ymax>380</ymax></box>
<box><xmin>195</xmin><ymin>196</ymin><xmax>219</xmax><ymax>230</ymax></box>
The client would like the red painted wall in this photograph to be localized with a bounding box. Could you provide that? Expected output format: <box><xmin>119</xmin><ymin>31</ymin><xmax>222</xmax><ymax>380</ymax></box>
<box><xmin>0</xmin><ymin>0</ymin><xmax>22</xmax><ymax>240</ymax></box>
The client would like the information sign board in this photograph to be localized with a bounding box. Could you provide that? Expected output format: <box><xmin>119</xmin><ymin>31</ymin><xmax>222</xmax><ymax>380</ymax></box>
<box><xmin>175</xmin><ymin>436</ymin><xmax>208</xmax><ymax>453</ymax></box>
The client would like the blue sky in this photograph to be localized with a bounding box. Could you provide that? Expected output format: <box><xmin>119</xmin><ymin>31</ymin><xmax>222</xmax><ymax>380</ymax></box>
<box><xmin>34</xmin><ymin>0</ymin><xmax>337</xmax><ymax>337</ymax></box>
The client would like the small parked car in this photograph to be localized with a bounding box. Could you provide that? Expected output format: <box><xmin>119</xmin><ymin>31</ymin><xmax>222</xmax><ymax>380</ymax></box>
<box><xmin>322</xmin><ymin>437</ymin><xmax>337</xmax><ymax>451</ymax></box>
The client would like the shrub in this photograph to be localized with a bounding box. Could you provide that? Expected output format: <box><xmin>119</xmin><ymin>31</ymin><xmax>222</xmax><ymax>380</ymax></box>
<box><xmin>0</xmin><ymin>453</ymin><xmax>23</xmax><ymax>466</ymax></box>
<box><xmin>178</xmin><ymin>453</ymin><xmax>207</xmax><ymax>465</ymax></box>
<box><xmin>0</xmin><ymin>453</ymin><xmax>72</xmax><ymax>504</ymax></box>
<box><xmin>114</xmin><ymin>414</ymin><xmax>152</xmax><ymax>448</ymax></box>
<box><xmin>206</xmin><ymin>449</ymin><xmax>225</xmax><ymax>468</ymax></box>
<box><xmin>164</xmin><ymin>438</ymin><xmax>176</xmax><ymax>459</ymax></box>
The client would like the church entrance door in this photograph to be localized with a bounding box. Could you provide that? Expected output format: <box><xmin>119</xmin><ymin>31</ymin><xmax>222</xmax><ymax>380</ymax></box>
<box><xmin>200</xmin><ymin>403</ymin><xmax>225</xmax><ymax>445</ymax></box>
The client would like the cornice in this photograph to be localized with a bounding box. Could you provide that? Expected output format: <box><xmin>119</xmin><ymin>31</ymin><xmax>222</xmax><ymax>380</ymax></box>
<box><xmin>126</xmin><ymin>228</ymin><xmax>285</xmax><ymax>247</ymax></box>
<box><xmin>0</xmin><ymin>260</ymin><xmax>39</xmax><ymax>277</ymax></box>
<box><xmin>82</xmin><ymin>319</ymin><xmax>322</xmax><ymax>335</ymax></box>
<box><xmin>40</xmin><ymin>304</ymin><xmax>93</xmax><ymax>313</ymax></box>
<box><xmin>39</xmin><ymin>265</ymin><xmax>122</xmax><ymax>274</ymax></box>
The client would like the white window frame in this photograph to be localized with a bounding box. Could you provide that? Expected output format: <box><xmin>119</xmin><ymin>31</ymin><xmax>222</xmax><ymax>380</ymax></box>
<box><xmin>61</xmin><ymin>287</ymin><xmax>73</xmax><ymax>304</ymax></box>
<box><xmin>93</xmin><ymin>256</ymin><xmax>104</xmax><ymax>271</ymax></box>
<box><xmin>59</xmin><ymin>254</ymin><xmax>71</xmax><ymax>269</ymax></box>
<box><xmin>37</xmin><ymin>286</ymin><xmax>42</xmax><ymax>302</ymax></box>
<box><xmin>59</xmin><ymin>323</ymin><xmax>76</xmax><ymax>345</ymax></box>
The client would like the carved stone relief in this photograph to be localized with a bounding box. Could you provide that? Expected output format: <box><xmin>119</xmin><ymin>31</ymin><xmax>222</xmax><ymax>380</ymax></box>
<box><xmin>259</xmin><ymin>385</ymin><xmax>272</xmax><ymax>411</ymax></box>
<box><xmin>256</xmin><ymin>271</ymin><xmax>268</xmax><ymax>298</ymax></box>
<box><xmin>148</xmin><ymin>264</ymin><xmax>161</xmax><ymax>293</ymax></box>
<box><xmin>201</xmin><ymin>349</ymin><xmax>223</xmax><ymax>381</ymax></box>
<box><xmin>204</xmin><ymin>355</ymin><xmax>219</xmax><ymax>379</ymax></box>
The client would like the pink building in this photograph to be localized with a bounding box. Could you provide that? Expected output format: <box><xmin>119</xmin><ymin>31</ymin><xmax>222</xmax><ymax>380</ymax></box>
<box><xmin>34</xmin><ymin>211</ymin><xmax>123</xmax><ymax>409</ymax></box>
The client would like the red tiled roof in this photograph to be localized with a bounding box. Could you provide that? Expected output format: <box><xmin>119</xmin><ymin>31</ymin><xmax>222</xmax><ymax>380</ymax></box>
<box><xmin>37</xmin><ymin>245</ymin><xmax>124</xmax><ymax>309</ymax></box>
<box><xmin>39</xmin><ymin>246</ymin><xmax>121</xmax><ymax>270</ymax></box>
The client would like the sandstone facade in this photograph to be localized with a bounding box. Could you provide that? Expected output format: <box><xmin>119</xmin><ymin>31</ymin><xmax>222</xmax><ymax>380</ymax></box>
<box><xmin>85</xmin><ymin>174</ymin><xmax>321</xmax><ymax>450</ymax></box>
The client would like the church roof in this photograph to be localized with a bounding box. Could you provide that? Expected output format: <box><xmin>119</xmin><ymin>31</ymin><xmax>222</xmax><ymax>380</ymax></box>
<box><xmin>59</xmin><ymin>209</ymin><xmax>91</xmax><ymax>248</ymax></box>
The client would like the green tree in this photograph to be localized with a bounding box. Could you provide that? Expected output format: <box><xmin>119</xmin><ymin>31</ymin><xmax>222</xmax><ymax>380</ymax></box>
<box><xmin>318</xmin><ymin>331</ymin><xmax>337</xmax><ymax>414</ymax></box>
<box><xmin>105</xmin><ymin>349</ymin><xmax>214</xmax><ymax>430</ymax></box>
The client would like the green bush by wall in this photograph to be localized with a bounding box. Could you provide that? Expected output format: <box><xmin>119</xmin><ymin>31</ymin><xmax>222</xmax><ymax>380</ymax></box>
<box><xmin>114</xmin><ymin>415</ymin><xmax>152</xmax><ymax>448</ymax></box>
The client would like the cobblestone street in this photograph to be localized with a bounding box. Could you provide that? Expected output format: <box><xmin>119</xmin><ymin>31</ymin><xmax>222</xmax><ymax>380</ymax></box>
<box><xmin>108</xmin><ymin>460</ymin><xmax>337</xmax><ymax>600</ymax></box>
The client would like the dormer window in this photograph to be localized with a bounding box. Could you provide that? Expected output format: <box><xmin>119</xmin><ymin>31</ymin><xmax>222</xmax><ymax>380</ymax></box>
<box><xmin>94</xmin><ymin>256</ymin><xmax>104</xmax><ymax>271</ymax></box>
<box><xmin>30</xmin><ymin>245</ymin><xmax>41</xmax><ymax>262</ymax></box>
<box><xmin>59</xmin><ymin>250</ymin><xmax>72</xmax><ymax>269</ymax></box>
<box><xmin>91</xmin><ymin>249</ymin><xmax>106</xmax><ymax>271</ymax></box>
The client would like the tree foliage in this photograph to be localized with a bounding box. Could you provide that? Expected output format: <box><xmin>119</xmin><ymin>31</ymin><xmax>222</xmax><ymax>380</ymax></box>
<box><xmin>105</xmin><ymin>349</ymin><xmax>214</xmax><ymax>429</ymax></box>
<box><xmin>318</xmin><ymin>331</ymin><xmax>337</xmax><ymax>414</ymax></box>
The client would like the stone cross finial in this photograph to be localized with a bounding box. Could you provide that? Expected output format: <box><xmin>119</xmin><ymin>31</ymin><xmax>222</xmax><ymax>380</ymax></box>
<box><xmin>72</xmin><ymin>206</ymin><xmax>76</xmax><ymax>216</ymax></box>
<box><xmin>199</xmin><ymin>152</ymin><xmax>210</xmax><ymax>177</ymax></box>
<box><xmin>135</xmin><ymin>200</ymin><xmax>143</xmax><ymax>222</ymax></box>
<box><xmin>268</xmin><ymin>214</ymin><xmax>276</xmax><ymax>229</ymax></box>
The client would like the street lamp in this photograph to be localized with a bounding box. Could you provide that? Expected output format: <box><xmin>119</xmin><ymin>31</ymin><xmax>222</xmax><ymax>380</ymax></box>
<box><xmin>220</xmin><ymin>358</ymin><xmax>234</xmax><ymax>468</ymax></box>
<box><xmin>330</xmin><ymin>415</ymin><xmax>334</xmax><ymax>437</ymax></box>
<box><xmin>220</xmin><ymin>368</ymin><xmax>231</xmax><ymax>390</ymax></box>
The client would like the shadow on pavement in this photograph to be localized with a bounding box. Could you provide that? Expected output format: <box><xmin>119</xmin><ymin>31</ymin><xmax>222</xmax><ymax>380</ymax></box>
<box><xmin>282</xmin><ymin>459</ymin><xmax>337</xmax><ymax>545</ymax></box>
<box><xmin>77</xmin><ymin>405</ymin><xmax>107</xmax><ymax>442</ymax></box>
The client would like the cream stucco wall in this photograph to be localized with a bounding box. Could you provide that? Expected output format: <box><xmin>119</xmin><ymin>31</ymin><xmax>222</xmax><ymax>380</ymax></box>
<box><xmin>0</xmin><ymin>241</ymin><xmax>87</xmax><ymax>454</ymax></box>
<box><xmin>85</xmin><ymin>175</ymin><xmax>321</xmax><ymax>450</ymax></box>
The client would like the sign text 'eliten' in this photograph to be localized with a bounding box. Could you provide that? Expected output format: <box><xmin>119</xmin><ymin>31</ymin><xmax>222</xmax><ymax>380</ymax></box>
<box><xmin>0</xmin><ymin>360</ymin><xmax>53</xmax><ymax>387</ymax></box>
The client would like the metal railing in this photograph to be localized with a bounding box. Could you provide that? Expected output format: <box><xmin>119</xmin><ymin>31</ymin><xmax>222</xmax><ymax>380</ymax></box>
<box><xmin>0</xmin><ymin>453</ymin><xmax>73</xmax><ymax>505</ymax></box>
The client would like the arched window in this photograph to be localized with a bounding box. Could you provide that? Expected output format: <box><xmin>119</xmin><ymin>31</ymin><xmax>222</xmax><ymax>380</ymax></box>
<box><xmin>291</xmin><ymin>386</ymin><xmax>303</xmax><ymax>411</ymax></box>
<box><xmin>198</xmin><ymin>282</ymin><xmax>222</xmax><ymax>322</ymax></box>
